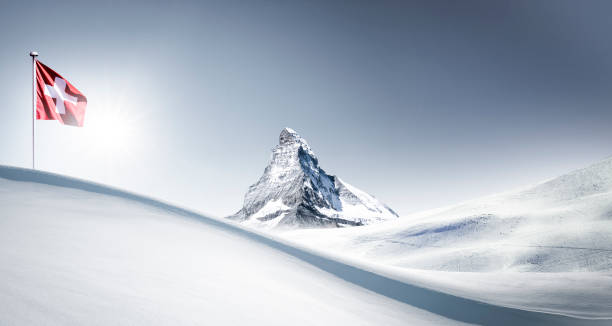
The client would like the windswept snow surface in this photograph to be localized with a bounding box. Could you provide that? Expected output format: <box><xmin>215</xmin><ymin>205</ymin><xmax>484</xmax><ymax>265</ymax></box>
<box><xmin>0</xmin><ymin>166</ymin><xmax>454</xmax><ymax>326</ymax></box>
<box><xmin>1</xmin><ymin>166</ymin><xmax>607</xmax><ymax>325</ymax></box>
<box><xmin>284</xmin><ymin>157</ymin><xmax>612</xmax><ymax>319</ymax></box>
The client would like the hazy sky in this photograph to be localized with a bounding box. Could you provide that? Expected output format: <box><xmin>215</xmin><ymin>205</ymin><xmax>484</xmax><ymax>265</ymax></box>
<box><xmin>1</xmin><ymin>0</ymin><xmax>611</xmax><ymax>217</ymax></box>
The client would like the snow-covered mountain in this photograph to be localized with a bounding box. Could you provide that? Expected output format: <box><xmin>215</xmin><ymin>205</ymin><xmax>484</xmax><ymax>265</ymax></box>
<box><xmin>228</xmin><ymin>128</ymin><xmax>398</xmax><ymax>228</ymax></box>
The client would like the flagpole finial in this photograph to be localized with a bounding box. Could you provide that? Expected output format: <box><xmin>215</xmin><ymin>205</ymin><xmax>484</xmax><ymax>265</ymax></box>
<box><xmin>29</xmin><ymin>51</ymin><xmax>38</xmax><ymax>57</ymax></box>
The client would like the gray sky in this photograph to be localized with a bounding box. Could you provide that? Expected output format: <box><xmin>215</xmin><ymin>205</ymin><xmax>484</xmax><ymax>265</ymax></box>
<box><xmin>1</xmin><ymin>0</ymin><xmax>611</xmax><ymax>217</ymax></box>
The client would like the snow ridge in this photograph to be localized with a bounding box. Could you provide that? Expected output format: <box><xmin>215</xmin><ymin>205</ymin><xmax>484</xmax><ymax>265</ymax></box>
<box><xmin>228</xmin><ymin>128</ymin><xmax>398</xmax><ymax>228</ymax></box>
<box><xmin>286</xmin><ymin>156</ymin><xmax>612</xmax><ymax>273</ymax></box>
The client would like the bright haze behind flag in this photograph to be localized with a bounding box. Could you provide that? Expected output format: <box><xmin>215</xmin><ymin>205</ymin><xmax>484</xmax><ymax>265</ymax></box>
<box><xmin>36</xmin><ymin>61</ymin><xmax>87</xmax><ymax>127</ymax></box>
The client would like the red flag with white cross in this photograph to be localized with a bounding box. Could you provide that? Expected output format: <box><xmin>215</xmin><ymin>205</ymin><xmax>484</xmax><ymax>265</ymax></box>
<box><xmin>35</xmin><ymin>61</ymin><xmax>87</xmax><ymax>127</ymax></box>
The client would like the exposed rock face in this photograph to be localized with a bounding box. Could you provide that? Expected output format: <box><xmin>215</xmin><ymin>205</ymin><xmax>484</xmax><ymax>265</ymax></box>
<box><xmin>228</xmin><ymin>128</ymin><xmax>398</xmax><ymax>228</ymax></box>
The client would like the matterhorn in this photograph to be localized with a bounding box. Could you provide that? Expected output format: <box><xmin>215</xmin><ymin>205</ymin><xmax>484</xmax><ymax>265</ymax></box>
<box><xmin>228</xmin><ymin>128</ymin><xmax>398</xmax><ymax>228</ymax></box>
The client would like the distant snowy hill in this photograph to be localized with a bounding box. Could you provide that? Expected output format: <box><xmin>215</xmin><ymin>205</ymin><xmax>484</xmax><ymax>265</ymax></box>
<box><xmin>286</xmin><ymin>157</ymin><xmax>612</xmax><ymax>273</ymax></box>
<box><xmin>280</xmin><ymin>157</ymin><xmax>612</xmax><ymax>319</ymax></box>
<box><xmin>228</xmin><ymin>128</ymin><xmax>398</xmax><ymax>228</ymax></box>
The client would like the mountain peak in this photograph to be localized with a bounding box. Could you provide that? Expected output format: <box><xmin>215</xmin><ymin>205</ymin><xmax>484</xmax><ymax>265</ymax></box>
<box><xmin>278</xmin><ymin>127</ymin><xmax>315</xmax><ymax>157</ymax></box>
<box><xmin>279</xmin><ymin>127</ymin><xmax>301</xmax><ymax>144</ymax></box>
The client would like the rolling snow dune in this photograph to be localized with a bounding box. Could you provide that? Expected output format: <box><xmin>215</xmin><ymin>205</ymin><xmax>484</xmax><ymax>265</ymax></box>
<box><xmin>0</xmin><ymin>166</ymin><xmax>609</xmax><ymax>325</ymax></box>
<box><xmin>284</xmin><ymin>157</ymin><xmax>612</xmax><ymax>319</ymax></box>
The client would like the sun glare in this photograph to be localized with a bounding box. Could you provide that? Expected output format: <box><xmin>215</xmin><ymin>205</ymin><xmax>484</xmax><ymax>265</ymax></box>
<box><xmin>82</xmin><ymin>100</ymin><xmax>141</xmax><ymax>164</ymax></box>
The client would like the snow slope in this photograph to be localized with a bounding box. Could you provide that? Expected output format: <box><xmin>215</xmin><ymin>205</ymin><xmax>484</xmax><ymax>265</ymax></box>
<box><xmin>0</xmin><ymin>166</ymin><xmax>451</xmax><ymax>325</ymax></box>
<box><xmin>284</xmin><ymin>157</ymin><xmax>612</xmax><ymax>318</ymax></box>
<box><xmin>0</xmin><ymin>166</ymin><xmax>607</xmax><ymax>325</ymax></box>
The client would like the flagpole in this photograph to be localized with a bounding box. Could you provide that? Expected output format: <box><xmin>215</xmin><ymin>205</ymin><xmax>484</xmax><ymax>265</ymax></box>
<box><xmin>29</xmin><ymin>51</ymin><xmax>38</xmax><ymax>170</ymax></box>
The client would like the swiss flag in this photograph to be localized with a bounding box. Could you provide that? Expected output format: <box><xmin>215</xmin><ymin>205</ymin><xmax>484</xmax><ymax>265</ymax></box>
<box><xmin>36</xmin><ymin>60</ymin><xmax>87</xmax><ymax>127</ymax></box>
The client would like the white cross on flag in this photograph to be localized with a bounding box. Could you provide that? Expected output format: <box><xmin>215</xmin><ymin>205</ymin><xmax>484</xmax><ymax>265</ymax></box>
<box><xmin>36</xmin><ymin>60</ymin><xmax>87</xmax><ymax>127</ymax></box>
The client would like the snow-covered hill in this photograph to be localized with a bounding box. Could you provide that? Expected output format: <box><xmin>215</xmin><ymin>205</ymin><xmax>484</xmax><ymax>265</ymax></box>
<box><xmin>1</xmin><ymin>165</ymin><xmax>607</xmax><ymax>325</ymax></box>
<box><xmin>228</xmin><ymin>128</ymin><xmax>398</xmax><ymax>228</ymax></box>
<box><xmin>286</xmin><ymin>157</ymin><xmax>612</xmax><ymax>272</ymax></box>
<box><xmin>282</xmin><ymin>157</ymin><xmax>612</xmax><ymax>318</ymax></box>
<box><xmin>0</xmin><ymin>166</ymin><xmax>448</xmax><ymax>325</ymax></box>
